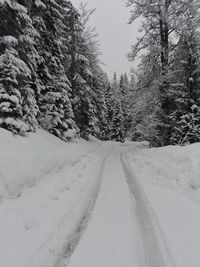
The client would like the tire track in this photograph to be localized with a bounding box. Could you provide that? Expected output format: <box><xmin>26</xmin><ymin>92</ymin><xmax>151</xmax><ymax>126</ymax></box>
<box><xmin>121</xmin><ymin>150</ymin><xmax>175</xmax><ymax>267</ymax></box>
<box><xmin>58</xmin><ymin>153</ymin><xmax>109</xmax><ymax>267</ymax></box>
<box><xmin>66</xmin><ymin>146</ymin><xmax>138</xmax><ymax>267</ymax></box>
<box><xmin>23</xmin><ymin>147</ymin><xmax>111</xmax><ymax>267</ymax></box>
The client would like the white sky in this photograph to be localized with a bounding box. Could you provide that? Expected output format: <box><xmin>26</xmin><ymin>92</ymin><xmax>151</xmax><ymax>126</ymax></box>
<box><xmin>73</xmin><ymin>0</ymin><xmax>139</xmax><ymax>79</ymax></box>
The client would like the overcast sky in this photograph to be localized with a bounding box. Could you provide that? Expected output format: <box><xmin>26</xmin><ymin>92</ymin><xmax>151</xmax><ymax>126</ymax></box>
<box><xmin>73</xmin><ymin>0</ymin><xmax>139</xmax><ymax>79</ymax></box>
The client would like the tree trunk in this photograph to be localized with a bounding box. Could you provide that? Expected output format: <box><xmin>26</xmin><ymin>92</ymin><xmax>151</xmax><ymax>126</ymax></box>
<box><xmin>159</xmin><ymin>0</ymin><xmax>171</xmax><ymax>145</ymax></box>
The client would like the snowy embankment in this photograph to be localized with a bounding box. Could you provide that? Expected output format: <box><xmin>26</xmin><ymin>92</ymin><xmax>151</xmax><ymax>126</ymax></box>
<box><xmin>0</xmin><ymin>128</ymin><xmax>100</xmax><ymax>201</ymax></box>
<box><xmin>0</xmin><ymin>129</ymin><xmax>107</xmax><ymax>267</ymax></box>
<box><xmin>127</xmin><ymin>143</ymin><xmax>200</xmax><ymax>267</ymax></box>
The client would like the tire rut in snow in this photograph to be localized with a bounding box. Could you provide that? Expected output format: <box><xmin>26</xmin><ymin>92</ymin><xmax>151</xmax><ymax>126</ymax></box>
<box><xmin>56</xmin><ymin>154</ymin><xmax>109</xmax><ymax>267</ymax></box>
<box><xmin>23</xmin><ymin>150</ymin><xmax>110</xmax><ymax>267</ymax></box>
<box><xmin>121</xmin><ymin>151</ymin><xmax>175</xmax><ymax>267</ymax></box>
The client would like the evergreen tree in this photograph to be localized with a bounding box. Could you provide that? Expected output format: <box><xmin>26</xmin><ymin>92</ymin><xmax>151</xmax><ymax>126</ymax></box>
<box><xmin>110</xmin><ymin>100</ymin><xmax>125</xmax><ymax>142</ymax></box>
<box><xmin>112</xmin><ymin>72</ymin><xmax>119</xmax><ymax>95</ymax></box>
<box><xmin>67</xmin><ymin>2</ymin><xmax>98</xmax><ymax>139</ymax></box>
<box><xmin>120</xmin><ymin>73</ymin><xmax>132</xmax><ymax>136</ymax></box>
<box><xmin>31</xmin><ymin>0</ymin><xmax>78</xmax><ymax>140</ymax></box>
<box><xmin>164</xmin><ymin>2</ymin><xmax>200</xmax><ymax>145</ymax></box>
<box><xmin>0</xmin><ymin>0</ymin><xmax>114</xmax><ymax>141</ymax></box>
<box><xmin>119</xmin><ymin>74</ymin><xmax>124</xmax><ymax>95</ymax></box>
<box><xmin>170</xmin><ymin>104</ymin><xmax>200</xmax><ymax>145</ymax></box>
<box><xmin>22</xmin><ymin>84</ymin><xmax>39</xmax><ymax>132</ymax></box>
<box><xmin>104</xmin><ymin>79</ymin><xmax>116</xmax><ymax>138</ymax></box>
<box><xmin>110</xmin><ymin>101</ymin><xmax>124</xmax><ymax>142</ymax></box>
<box><xmin>128</xmin><ymin>0</ymin><xmax>200</xmax><ymax>145</ymax></box>
<box><xmin>78</xmin><ymin>4</ymin><xmax>110</xmax><ymax>139</ymax></box>
<box><xmin>129</xmin><ymin>74</ymin><xmax>136</xmax><ymax>92</ymax></box>
<box><xmin>92</xmin><ymin>70</ymin><xmax>109</xmax><ymax>140</ymax></box>
<box><xmin>0</xmin><ymin>1</ymin><xmax>37</xmax><ymax>134</ymax></box>
<box><xmin>168</xmin><ymin>31</ymin><xmax>200</xmax><ymax>145</ymax></box>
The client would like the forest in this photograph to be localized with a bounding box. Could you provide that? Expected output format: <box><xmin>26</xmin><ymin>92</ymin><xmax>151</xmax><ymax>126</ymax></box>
<box><xmin>0</xmin><ymin>0</ymin><xmax>200</xmax><ymax>146</ymax></box>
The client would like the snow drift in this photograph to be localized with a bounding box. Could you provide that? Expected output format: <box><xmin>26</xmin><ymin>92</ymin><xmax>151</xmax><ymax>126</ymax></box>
<box><xmin>128</xmin><ymin>142</ymin><xmax>200</xmax><ymax>202</ymax></box>
<box><xmin>0</xmin><ymin>128</ymin><xmax>100</xmax><ymax>201</ymax></box>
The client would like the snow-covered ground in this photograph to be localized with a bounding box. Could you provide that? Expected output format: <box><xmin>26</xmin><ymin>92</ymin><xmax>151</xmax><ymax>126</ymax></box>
<box><xmin>127</xmin><ymin>143</ymin><xmax>200</xmax><ymax>267</ymax></box>
<box><xmin>0</xmin><ymin>129</ymin><xmax>107</xmax><ymax>267</ymax></box>
<box><xmin>0</xmin><ymin>129</ymin><xmax>199</xmax><ymax>267</ymax></box>
<box><xmin>0</xmin><ymin>128</ymin><xmax>101</xmax><ymax>202</ymax></box>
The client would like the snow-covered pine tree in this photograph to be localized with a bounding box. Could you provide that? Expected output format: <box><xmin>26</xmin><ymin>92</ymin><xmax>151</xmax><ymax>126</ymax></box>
<box><xmin>39</xmin><ymin>63</ymin><xmax>78</xmax><ymax>141</ymax></box>
<box><xmin>119</xmin><ymin>73</ymin><xmax>129</xmax><ymax>96</ymax></box>
<box><xmin>119</xmin><ymin>73</ymin><xmax>133</xmax><ymax>137</ymax></box>
<box><xmin>135</xmin><ymin>113</ymin><xmax>160</xmax><ymax>147</ymax></box>
<box><xmin>126</xmin><ymin>74</ymin><xmax>137</xmax><ymax>138</ymax></box>
<box><xmin>90</xmin><ymin>69</ymin><xmax>109</xmax><ymax>140</ymax></box>
<box><xmin>78</xmin><ymin>4</ymin><xmax>110</xmax><ymax>140</ymax></box>
<box><xmin>169</xmin><ymin>47</ymin><xmax>200</xmax><ymax>144</ymax></box>
<box><xmin>130</xmin><ymin>84</ymin><xmax>161</xmax><ymax>146</ymax></box>
<box><xmin>112</xmin><ymin>72</ymin><xmax>120</xmax><ymax>96</ymax></box>
<box><xmin>129</xmin><ymin>74</ymin><xmax>136</xmax><ymax>92</ymax></box>
<box><xmin>67</xmin><ymin>2</ymin><xmax>98</xmax><ymax>139</ymax></box>
<box><xmin>170</xmin><ymin>104</ymin><xmax>200</xmax><ymax>145</ymax></box>
<box><xmin>167</xmin><ymin>3</ymin><xmax>200</xmax><ymax>145</ymax></box>
<box><xmin>110</xmin><ymin>100</ymin><xmax>125</xmax><ymax>142</ymax></box>
<box><xmin>128</xmin><ymin>0</ymin><xmax>200</xmax><ymax>145</ymax></box>
<box><xmin>104</xmin><ymin>78</ymin><xmax>116</xmax><ymax>138</ymax></box>
<box><xmin>22</xmin><ymin>83</ymin><xmax>39</xmax><ymax>132</ymax></box>
<box><xmin>128</xmin><ymin>46</ymin><xmax>162</xmax><ymax>145</ymax></box>
<box><xmin>18</xmin><ymin>1</ymin><xmax>42</xmax><ymax>132</ymax></box>
<box><xmin>31</xmin><ymin>0</ymin><xmax>78</xmax><ymax>141</ymax></box>
<box><xmin>119</xmin><ymin>74</ymin><xmax>124</xmax><ymax>96</ymax></box>
<box><xmin>0</xmin><ymin>49</ymin><xmax>31</xmax><ymax>134</ymax></box>
<box><xmin>0</xmin><ymin>1</ymin><xmax>37</xmax><ymax>134</ymax></box>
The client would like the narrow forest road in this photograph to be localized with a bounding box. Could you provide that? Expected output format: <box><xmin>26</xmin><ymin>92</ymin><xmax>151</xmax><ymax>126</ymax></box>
<box><xmin>1</xmin><ymin>133</ymin><xmax>199</xmax><ymax>267</ymax></box>
<box><xmin>64</xmin><ymin>144</ymin><xmax>174</xmax><ymax>267</ymax></box>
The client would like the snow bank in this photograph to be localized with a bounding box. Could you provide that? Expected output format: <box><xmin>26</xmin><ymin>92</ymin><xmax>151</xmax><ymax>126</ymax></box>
<box><xmin>129</xmin><ymin>143</ymin><xmax>200</xmax><ymax>201</ymax></box>
<box><xmin>0</xmin><ymin>128</ymin><xmax>100</xmax><ymax>201</ymax></box>
<box><xmin>0</xmin><ymin>128</ymin><xmax>104</xmax><ymax>267</ymax></box>
<box><xmin>128</xmin><ymin>143</ymin><xmax>200</xmax><ymax>267</ymax></box>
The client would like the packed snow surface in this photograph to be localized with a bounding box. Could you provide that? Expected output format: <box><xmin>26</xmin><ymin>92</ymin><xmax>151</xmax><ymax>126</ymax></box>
<box><xmin>0</xmin><ymin>129</ymin><xmax>199</xmax><ymax>267</ymax></box>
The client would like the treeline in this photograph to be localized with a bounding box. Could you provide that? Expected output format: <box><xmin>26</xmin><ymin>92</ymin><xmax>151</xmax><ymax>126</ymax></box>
<box><xmin>128</xmin><ymin>0</ymin><xmax>200</xmax><ymax>146</ymax></box>
<box><xmin>1</xmin><ymin>1</ymin><xmax>199</xmax><ymax>147</ymax></box>
<box><xmin>109</xmin><ymin>72</ymin><xmax>135</xmax><ymax>142</ymax></box>
<box><xmin>0</xmin><ymin>0</ymin><xmax>121</xmax><ymax>141</ymax></box>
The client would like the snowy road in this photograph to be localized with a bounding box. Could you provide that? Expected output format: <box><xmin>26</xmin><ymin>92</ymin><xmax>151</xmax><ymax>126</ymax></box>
<box><xmin>65</xmin><ymin>145</ymin><xmax>174</xmax><ymax>267</ymax></box>
<box><xmin>23</xmin><ymin>143</ymin><xmax>112</xmax><ymax>267</ymax></box>
<box><xmin>1</xmin><ymin>133</ymin><xmax>199</xmax><ymax>267</ymax></box>
<box><xmin>121</xmin><ymin>151</ymin><xmax>174</xmax><ymax>267</ymax></box>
